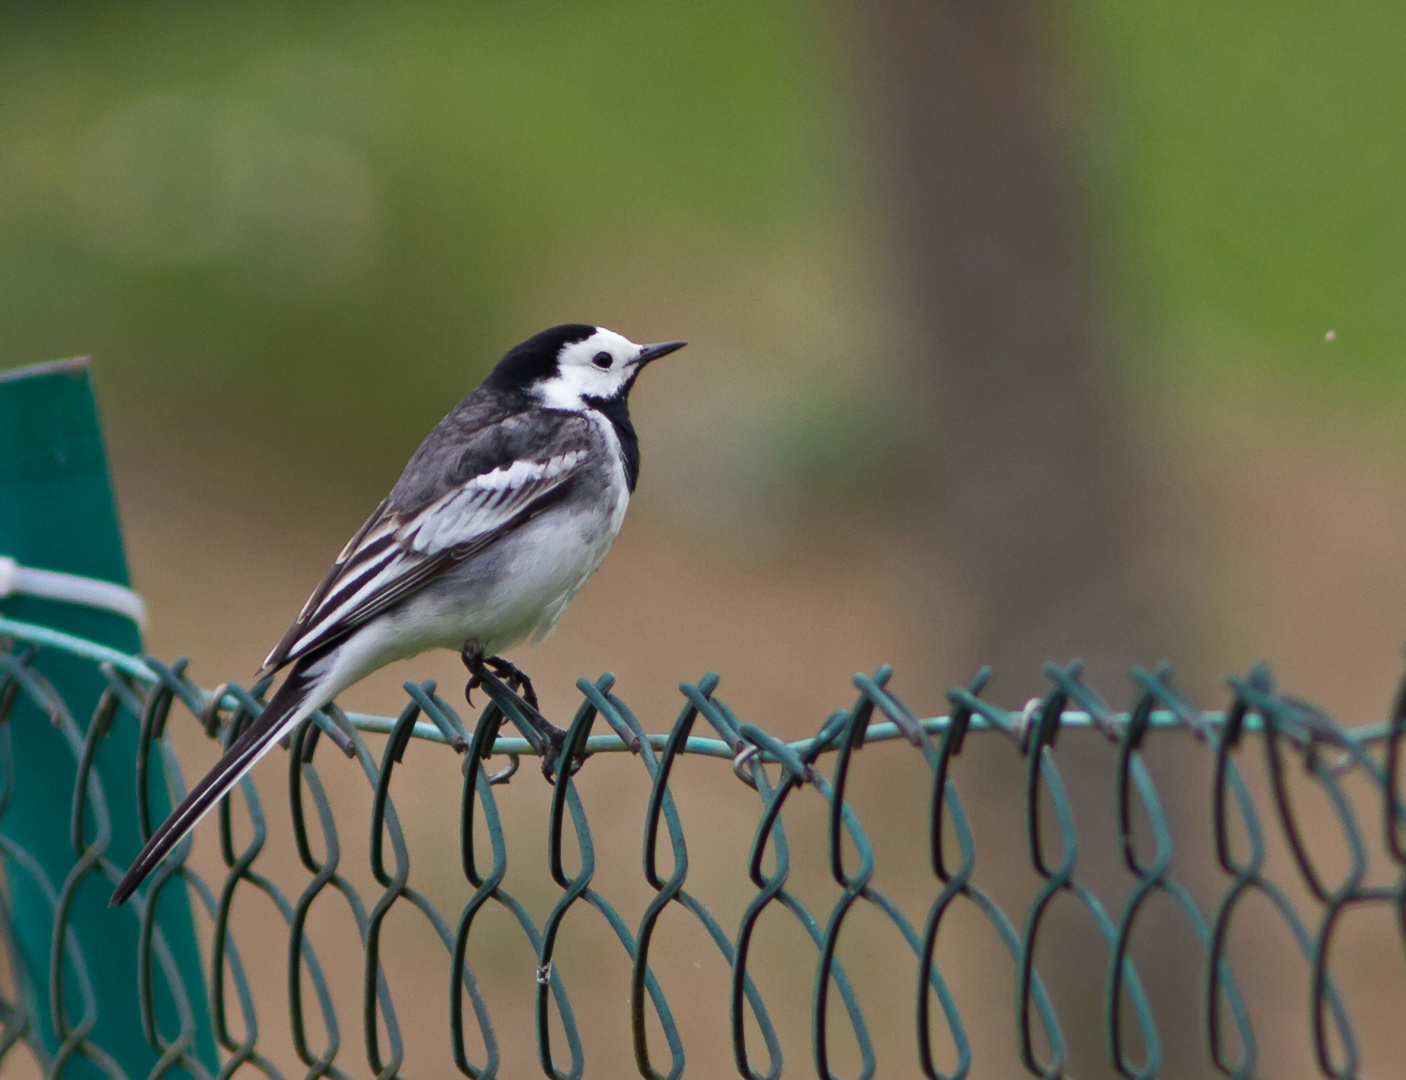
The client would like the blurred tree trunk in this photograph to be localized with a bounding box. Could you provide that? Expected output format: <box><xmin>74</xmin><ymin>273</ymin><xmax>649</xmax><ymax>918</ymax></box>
<box><xmin>857</xmin><ymin>0</ymin><xmax>1144</xmax><ymax>696</ymax></box>
<box><xmin>854</xmin><ymin>4</ymin><xmax>1197</xmax><ymax>1077</ymax></box>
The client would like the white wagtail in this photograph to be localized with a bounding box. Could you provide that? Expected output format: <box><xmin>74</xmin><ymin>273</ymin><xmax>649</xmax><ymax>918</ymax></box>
<box><xmin>112</xmin><ymin>324</ymin><xmax>685</xmax><ymax>905</ymax></box>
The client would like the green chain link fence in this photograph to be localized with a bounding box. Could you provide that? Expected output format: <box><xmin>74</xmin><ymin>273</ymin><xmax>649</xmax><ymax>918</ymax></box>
<box><xmin>1</xmin><ymin>614</ymin><xmax>1404</xmax><ymax>1079</ymax></box>
<box><xmin>1</xmin><ymin>360</ymin><xmax>1404</xmax><ymax>1079</ymax></box>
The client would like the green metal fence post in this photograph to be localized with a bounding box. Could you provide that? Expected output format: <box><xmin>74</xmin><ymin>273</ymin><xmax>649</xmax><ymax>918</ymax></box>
<box><xmin>0</xmin><ymin>359</ymin><xmax>216</xmax><ymax>1077</ymax></box>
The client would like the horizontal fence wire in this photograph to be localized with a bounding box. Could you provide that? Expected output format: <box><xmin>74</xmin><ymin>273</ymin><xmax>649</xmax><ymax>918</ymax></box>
<box><xmin>0</xmin><ymin>613</ymin><xmax>1404</xmax><ymax>1079</ymax></box>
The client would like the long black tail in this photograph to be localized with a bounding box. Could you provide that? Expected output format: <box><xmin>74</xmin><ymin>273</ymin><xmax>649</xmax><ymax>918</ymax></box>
<box><xmin>110</xmin><ymin>662</ymin><xmax>323</xmax><ymax>905</ymax></box>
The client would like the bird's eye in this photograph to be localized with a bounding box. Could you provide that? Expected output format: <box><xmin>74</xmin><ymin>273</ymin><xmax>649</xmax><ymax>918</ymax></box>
<box><xmin>592</xmin><ymin>351</ymin><xmax>613</xmax><ymax>370</ymax></box>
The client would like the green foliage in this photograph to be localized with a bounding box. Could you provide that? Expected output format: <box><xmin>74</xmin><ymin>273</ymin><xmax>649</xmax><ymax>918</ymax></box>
<box><xmin>6</xmin><ymin>1</ymin><xmax>1398</xmax><ymax>497</ymax></box>
<box><xmin>1063</xmin><ymin>0</ymin><xmax>1406</xmax><ymax>400</ymax></box>
<box><xmin>0</xmin><ymin>1</ymin><xmax>845</xmax><ymax>484</ymax></box>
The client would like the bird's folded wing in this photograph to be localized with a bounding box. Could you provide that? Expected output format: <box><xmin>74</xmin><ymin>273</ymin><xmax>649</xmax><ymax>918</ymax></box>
<box><xmin>260</xmin><ymin>449</ymin><xmax>588</xmax><ymax>673</ymax></box>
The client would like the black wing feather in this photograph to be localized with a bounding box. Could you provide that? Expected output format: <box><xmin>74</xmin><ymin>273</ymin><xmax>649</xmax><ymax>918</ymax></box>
<box><xmin>259</xmin><ymin>407</ymin><xmax>595</xmax><ymax>677</ymax></box>
<box><xmin>111</xmin><ymin>662</ymin><xmax>321</xmax><ymax>904</ymax></box>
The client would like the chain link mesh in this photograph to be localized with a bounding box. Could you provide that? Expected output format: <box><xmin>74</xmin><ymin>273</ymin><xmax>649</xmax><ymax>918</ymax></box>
<box><xmin>0</xmin><ymin>615</ymin><xmax>1403</xmax><ymax>1079</ymax></box>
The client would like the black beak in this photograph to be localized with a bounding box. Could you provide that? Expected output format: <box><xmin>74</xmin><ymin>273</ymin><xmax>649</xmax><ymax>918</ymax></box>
<box><xmin>635</xmin><ymin>340</ymin><xmax>687</xmax><ymax>365</ymax></box>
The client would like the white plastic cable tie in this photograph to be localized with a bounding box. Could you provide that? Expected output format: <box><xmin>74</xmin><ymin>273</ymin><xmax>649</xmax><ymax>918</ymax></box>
<box><xmin>0</xmin><ymin>555</ymin><xmax>146</xmax><ymax>631</ymax></box>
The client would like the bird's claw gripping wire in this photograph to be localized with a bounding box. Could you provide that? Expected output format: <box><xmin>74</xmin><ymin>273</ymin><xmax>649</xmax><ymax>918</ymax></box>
<box><xmin>461</xmin><ymin>648</ymin><xmax>583</xmax><ymax>783</ymax></box>
<box><xmin>465</xmin><ymin>653</ymin><xmax>541</xmax><ymax>712</ymax></box>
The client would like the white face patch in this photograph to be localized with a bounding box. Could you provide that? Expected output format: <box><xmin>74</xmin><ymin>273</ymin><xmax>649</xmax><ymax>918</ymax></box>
<box><xmin>534</xmin><ymin>328</ymin><xmax>643</xmax><ymax>411</ymax></box>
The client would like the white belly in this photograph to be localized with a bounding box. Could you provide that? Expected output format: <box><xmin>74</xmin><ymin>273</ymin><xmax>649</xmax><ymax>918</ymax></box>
<box><xmin>315</xmin><ymin>487</ymin><xmax>627</xmax><ymax>700</ymax></box>
<box><xmin>309</xmin><ymin>410</ymin><xmax>633</xmax><ymax>700</ymax></box>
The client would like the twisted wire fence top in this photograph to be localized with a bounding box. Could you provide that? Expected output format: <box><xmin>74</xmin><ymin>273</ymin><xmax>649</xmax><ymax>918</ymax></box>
<box><xmin>1</xmin><ymin>613</ymin><xmax>1404</xmax><ymax>1080</ymax></box>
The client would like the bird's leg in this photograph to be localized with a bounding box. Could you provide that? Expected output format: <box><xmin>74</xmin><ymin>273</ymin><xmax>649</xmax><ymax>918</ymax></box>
<box><xmin>485</xmin><ymin>655</ymin><xmax>578</xmax><ymax>780</ymax></box>
<box><xmin>483</xmin><ymin>655</ymin><xmax>539</xmax><ymax>712</ymax></box>
<box><xmin>460</xmin><ymin>647</ymin><xmax>574</xmax><ymax>781</ymax></box>
<box><xmin>462</xmin><ymin>645</ymin><xmax>541</xmax><ymax>754</ymax></box>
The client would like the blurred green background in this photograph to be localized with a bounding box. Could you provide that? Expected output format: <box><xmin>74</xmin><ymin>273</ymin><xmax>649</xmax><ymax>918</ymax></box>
<box><xmin>1070</xmin><ymin>0</ymin><xmax>1406</xmax><ymax>401</ymax></box>
<box><xmin>3</xmin><ymin>2</ymin><xmax>1405</xmax><ymax>1077</ymax></box>
<box><xmin>0</xmin><ymin>1</ymin><xmax>875</xmax><ymax>491</ymax></box>
<box><xmin>5</xmin><ymin>1</ymin><xmax>1404</xmax><ymax>509</ymax></box>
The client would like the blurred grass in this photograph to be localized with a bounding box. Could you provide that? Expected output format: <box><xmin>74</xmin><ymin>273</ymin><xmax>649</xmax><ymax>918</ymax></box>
<box><xmin>1059</xmin><ymin>0</ymin><xmax>1406</xmax><ymax>409</ymax></box>
<box><xmin>5</xmin><ymin>2</ymin><xmax>1401</xmax><ymax>500</ymax></box>
<box><xmin>0</xmin><ymin>0</ymin><xmax>861</xmax><ymax>495</ymax></box>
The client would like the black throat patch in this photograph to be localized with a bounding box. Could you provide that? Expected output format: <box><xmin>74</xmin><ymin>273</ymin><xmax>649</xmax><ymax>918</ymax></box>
<box><xmin>582</xmin><ymin>393</ymin><xmax>640</xmax><ymax>491</ymax></box>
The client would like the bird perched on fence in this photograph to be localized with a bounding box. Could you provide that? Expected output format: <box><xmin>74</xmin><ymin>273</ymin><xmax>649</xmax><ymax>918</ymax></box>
<box><xmin>112</xmin><ymin>324</ymin><xmax>686</xmax><ymax>905</ymax></box>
